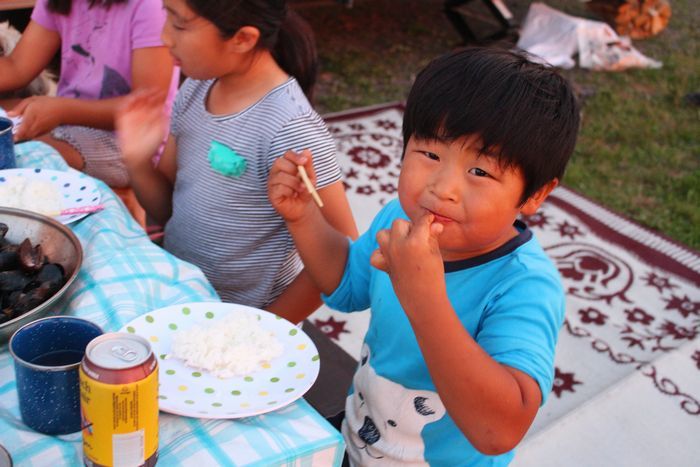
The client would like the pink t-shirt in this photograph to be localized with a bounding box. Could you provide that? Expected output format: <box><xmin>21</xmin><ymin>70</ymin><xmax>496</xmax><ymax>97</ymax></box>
<box><xmin>32</xmin><ymin>0</ymin><xmax>178</xmax><ymax>108</ymax></box>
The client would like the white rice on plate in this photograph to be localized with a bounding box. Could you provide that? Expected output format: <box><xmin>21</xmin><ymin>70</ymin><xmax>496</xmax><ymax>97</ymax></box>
<box><xmin>170</xmin><ymin>313</ymin><xmax>284</xmax><ymax>378</ymax></box>
<box><xmin>0</xmin><ymin>176</ymin><xmax>61</xmax><ymax>216</ymax></box>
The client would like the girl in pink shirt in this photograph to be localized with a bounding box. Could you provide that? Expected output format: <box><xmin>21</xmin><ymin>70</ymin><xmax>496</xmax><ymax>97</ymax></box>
<box><xmin>0</xmin><ymin>0</ymin><xmax>178</xmax><ymax>187</ymax></box>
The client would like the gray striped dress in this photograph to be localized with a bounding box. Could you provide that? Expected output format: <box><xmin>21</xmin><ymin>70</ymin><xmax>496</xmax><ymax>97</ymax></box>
<box><xmin>164</xmin><ymin>78</ymin><xmax>342</xmax><ymax>307</ymax></box>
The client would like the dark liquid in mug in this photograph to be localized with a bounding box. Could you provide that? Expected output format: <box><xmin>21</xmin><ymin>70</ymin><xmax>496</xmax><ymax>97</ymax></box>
<box><xmin>30</xmin><ymin>350</ymin><xmax>84</xmax><ymax>366</ymax></box>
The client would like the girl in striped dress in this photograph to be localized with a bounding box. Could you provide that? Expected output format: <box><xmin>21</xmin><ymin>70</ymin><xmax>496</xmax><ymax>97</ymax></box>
<box><xmin>116</xmin><ymin>0</ymin><xmax>357</xmax><ymax>321</ymax></box>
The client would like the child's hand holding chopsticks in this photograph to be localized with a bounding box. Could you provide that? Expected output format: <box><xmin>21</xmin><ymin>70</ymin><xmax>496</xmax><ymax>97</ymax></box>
<box><xmin>268</xmin><ymin>149</ymin><xmax>324</xmax><ymax>223</ymax></box>
<box><xmin>297</xmin><ymin>164</ymin><xmax>324</xmax><ymax>208</ymax></box>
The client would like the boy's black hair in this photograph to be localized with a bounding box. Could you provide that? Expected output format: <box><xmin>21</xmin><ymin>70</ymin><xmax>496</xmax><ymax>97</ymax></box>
<box><xmin>403</xmin><ymin>47</ymin><xmax>580</xmax><ymax>205</ymax></box>
<box><xmin>47</xmin><ymin>0</ymin><xmax>127</xmax><ymax>15</ymax></box>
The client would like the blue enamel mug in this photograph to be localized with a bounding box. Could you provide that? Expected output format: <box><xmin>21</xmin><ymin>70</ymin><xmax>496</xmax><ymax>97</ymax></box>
<box><xmin>0</xmin><ymin>117</ymin><xmax>16</xmax><ymax>170</ymax></box>
<box><xmin>9</xmin><ymin>316</ymin><xmax>103</xmax><ymax>435</ymax></box>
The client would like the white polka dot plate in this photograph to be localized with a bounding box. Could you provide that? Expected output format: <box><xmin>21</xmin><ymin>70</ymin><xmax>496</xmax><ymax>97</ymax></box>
<box><xmin>0</xmin><ymin>168</ymin><xmax>101</xmax><ymax>224</ymax></box>
<box><xmin>120</xmin><ymin>302</ymin><xmax>320</xmax><ymax>419</ymax></box>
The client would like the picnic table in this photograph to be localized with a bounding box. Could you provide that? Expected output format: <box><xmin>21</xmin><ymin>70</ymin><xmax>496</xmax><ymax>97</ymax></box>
<box><xmin>0</xmin><ymin>141</ymin><xmax>345</xmax><ymax>466</ymax></box>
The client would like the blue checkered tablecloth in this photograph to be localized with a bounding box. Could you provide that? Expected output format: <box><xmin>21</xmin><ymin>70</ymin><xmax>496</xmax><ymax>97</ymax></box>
<box><xmin>0</xmin><ymin>142</ymin><xmax>344</xmax><ymax>466</ymax></box>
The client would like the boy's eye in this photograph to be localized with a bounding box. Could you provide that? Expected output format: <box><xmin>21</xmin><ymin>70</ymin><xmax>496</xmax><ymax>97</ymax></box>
<box><xmin>468</xmin><ymin>167</ymin><xmax>490</xmax><ymax>177</ymax></box>
<box><xmin>422</xmin><ymin>151</ymin><xmax>439</xmax><ymax>161</ymax></box>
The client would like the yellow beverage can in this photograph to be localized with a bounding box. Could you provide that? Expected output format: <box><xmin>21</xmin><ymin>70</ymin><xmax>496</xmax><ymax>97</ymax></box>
<box><xmin>79</xmin><ymin>333</ymin><xmax>159</xmax><ymax>467</ymax></box>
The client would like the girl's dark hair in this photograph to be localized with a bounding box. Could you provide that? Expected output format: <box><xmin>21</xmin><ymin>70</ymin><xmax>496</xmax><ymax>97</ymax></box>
<box><xmin>185</xmin><ymin>0</ymin><xmax>318</xmax><ymax>101</ymax></box>
<box><xmin>47</xmin><ymin>0</ymin><xmax>127</xmax><ymax>15</ymax></box>
<box><xmin>403</xmin><ymin>47</ymin><xmax>580</xmax><ymax>205</ymax></box>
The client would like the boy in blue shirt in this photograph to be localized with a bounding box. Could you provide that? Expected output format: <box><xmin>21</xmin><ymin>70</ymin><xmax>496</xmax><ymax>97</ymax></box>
<box><xmin>268</xmin><ymin>47</ymin><xmax>580</xmax><ymax>466</ymax></box>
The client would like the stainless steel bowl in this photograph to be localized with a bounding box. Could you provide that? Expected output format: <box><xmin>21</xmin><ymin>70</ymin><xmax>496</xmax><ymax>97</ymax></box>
<box><xmin>0</xmin><ymin>207</ymin><xmax>83</xmax><ymax>344</ymax></box>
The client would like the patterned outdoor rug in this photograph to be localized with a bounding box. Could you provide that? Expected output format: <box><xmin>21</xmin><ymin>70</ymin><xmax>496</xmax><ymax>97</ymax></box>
<box><xmin>309</xmin><ymin>103</ymin><xmax>700</xmax><ymax>465</ymax></box>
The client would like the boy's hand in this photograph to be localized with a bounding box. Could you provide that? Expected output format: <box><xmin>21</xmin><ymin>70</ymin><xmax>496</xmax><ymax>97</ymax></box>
<box><xmin>268</xmin><ymin>149</ymin><xmax>317</xmax><ymax>223</ymax></box>
<box><xmin>115</xmin><ymin>89</ymin><xmax>167</xmax><ymax>170</ymax></box>
<box><xmin>9</xmin><ymin>96</ymin><xmax>61</xmax><ymax>142</ymax></box>
<box><xmin>371</xmin><ymin>212</ymin><xmax>446</xmax><ymax>307</ymax></box>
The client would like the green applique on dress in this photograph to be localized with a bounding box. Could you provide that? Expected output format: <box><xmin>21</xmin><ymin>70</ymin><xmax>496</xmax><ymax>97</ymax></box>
<box><xmin>208</xmin><ymin>141</ymin><xmax>246</xmax><ymax>177</ymax></box>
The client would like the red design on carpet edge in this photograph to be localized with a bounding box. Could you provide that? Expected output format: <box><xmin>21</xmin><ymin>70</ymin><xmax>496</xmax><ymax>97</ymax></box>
<box><xmin>564</xmin><ymin>320</ymin><xmax>700</xmax><ymax>415</ymax></box>
<box><xmin>548</xmin><ymin>242</ymin><xmax>634</xmax><ymax>304</ymax></box>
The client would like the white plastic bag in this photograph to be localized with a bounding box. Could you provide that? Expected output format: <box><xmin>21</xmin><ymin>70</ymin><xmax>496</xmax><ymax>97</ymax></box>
<box><xmin>516</xmin><ymin>3</ymin><xmax>662</xmax><ymax>71</ymax></box>
<box><xmin>516</xmin><ymin>3</ymin><xmax>580</xmax><ymax>68</ymax></box>
<box><xmin>577</xmin><ymin>23</ymin><xmax>662</xmax><ymax>71</ymax></box>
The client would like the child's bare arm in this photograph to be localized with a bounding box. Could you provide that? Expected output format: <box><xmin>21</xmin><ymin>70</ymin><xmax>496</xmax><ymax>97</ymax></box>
<box><xmin>11</xmin><ymin>95</ymin><xmax>125</xmax><ymax>141</ymax></box>
<box><xmin>268</xmin><ymin>150</ymin><xmax>350</xmax><ymax>295</ymax></box>
<box><xmin>265</xmin><ymin>269</ymin><xmax>322</xmax><ymax>324</ymax></box>
<box><xmin>316</xmin><ymin>180</ymin><xmax>359</xmax><ymax>240</ymax></box>
<box><xmin>116</xmin><ymin>91</ymin><xmax>175</xmax><ymax>225</ymax></box>
<box><xmin>10</xmin><ymin>46</ymin><xmax>174</xmax><ymax>141</ymax></box>
<box><xmin>267</xmin><ymin>177</ymin><xmax>358</xmax><ymax>322</ymax></box>
<box><xmin>0</xmin><ymin>21</ymin><xmax>58</xmax><ymax>92</ymax></box>
<box><xmin>374</xmin><ymin>213</ymin><xmax>541</xmax><ymax>455</ymax></box>
<box><xmin>129</xmin><ymin>138</ymin><xmax>176</xmax><ymax>226</ymax></box>
<box><xmin>409</xmin><ymin>300</ymin><xmax>541</xmax><ymax>455</ymax></box>
<box><xmin>131</xmin><ymin>46</ymin><xmax>175</xmax><ymax>99</ymax></box>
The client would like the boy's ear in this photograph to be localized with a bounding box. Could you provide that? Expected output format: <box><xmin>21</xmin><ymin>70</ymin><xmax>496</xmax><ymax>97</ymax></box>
<box><xmin>228</xmin><ymin>26</ymin><xmax>260</xmax><ymax>53</ymax></box>
<box><xmin>520</xmin><ymin>179</ymin><xmax>558</xmax><ymax>216</ymax></box>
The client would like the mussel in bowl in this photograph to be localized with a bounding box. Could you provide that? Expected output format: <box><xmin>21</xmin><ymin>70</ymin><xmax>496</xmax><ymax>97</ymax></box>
<box><xmin>0</xmin><ymin>208</ymin><xmax>82</xmax><ymax>344</ymax></box>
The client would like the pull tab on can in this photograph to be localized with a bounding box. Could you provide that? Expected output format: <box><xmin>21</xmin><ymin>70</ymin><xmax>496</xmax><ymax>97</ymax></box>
<box><xmin>110</xmin><ymin>344</ymin><xmax>139</xmax><ymax>362</ymax></box>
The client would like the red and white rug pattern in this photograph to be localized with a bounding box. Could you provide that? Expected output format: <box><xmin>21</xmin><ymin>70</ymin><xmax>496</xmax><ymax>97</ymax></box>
<box><xmin>309</xmin><ymin>103</ymin><xmax>699</xmax><ymax>464</ymax></box>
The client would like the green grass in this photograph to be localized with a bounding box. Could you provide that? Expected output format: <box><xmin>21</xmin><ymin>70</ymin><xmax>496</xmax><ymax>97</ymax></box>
<box><xmin>557</xmin><ymin>0</ymin><xmax>700</xmax><ymax>249</ymax></box>
<box><xmin>296</xmin><ymin>0</ymin><xmax>700</xmax><ymax>250</ymax></box>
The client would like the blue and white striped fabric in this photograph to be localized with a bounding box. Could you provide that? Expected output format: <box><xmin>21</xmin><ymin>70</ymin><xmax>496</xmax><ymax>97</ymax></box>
<box><xmin>0</xmin><ymin>142</ymin><xmax>344</xmax><ymax>466</ymax></box>
<box><xmin>166</xmin><ymin>78</ymin><xmax>342</xmax><ymax>308</ymax></box>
